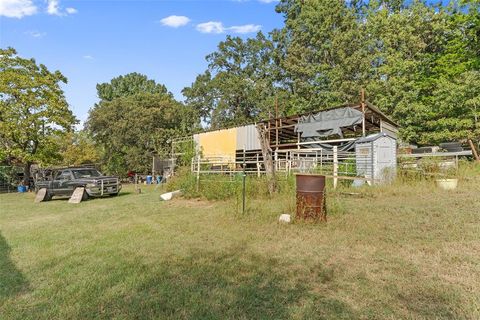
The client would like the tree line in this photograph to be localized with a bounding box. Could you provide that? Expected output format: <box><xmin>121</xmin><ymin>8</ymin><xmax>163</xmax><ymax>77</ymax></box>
<box><xmin>184</xmin><ymin>0</ymin><xmax>479</xmax><ymax>145</ymax></box>
<box><xmin>1</xmin><ymin>0</ymin><xmax>479</xmax><ymax>178</ymax></box>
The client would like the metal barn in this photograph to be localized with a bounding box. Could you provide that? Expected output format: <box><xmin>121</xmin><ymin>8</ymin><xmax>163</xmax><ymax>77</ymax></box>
<box><xmin>177</xmin><ymin>98</ymin><xmax>399</xmax><ymax>183</ymax></box>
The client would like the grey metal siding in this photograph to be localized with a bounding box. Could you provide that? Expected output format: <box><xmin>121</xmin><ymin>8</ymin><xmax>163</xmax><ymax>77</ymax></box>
<box><xmin>236</xmin><ymin>124</ymin><xmax>261</xmax><ymax>151</ymax></box>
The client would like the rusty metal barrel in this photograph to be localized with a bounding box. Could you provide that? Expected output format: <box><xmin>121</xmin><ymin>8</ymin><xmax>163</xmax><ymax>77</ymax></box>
<box><xmin>295</xmin><ymin>174</ymin><xmax>327</xmax><ymax>221</ymax></box>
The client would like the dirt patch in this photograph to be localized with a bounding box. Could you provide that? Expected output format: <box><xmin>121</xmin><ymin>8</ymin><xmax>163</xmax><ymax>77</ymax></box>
<box><xmin>163</xmin><ymin>197</ymin><xmax>217</xmax><ymax>209</ymax></box>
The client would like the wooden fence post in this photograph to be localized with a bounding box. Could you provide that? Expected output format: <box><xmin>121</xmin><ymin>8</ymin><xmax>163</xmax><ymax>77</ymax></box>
<box><xmin>256</xmin><ymin>153</ymin><xmax>260</xmax><ymax>177</ymax></box>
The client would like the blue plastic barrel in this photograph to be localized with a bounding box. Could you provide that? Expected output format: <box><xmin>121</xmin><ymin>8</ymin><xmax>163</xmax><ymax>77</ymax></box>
<box><xmin>18</xmin><ymin>185</ymin><xmax>27</xmax><ymax>193</ymax></box>
<box><xmin>146</xmin><ymin>175</ymin><xmax>152</xmax><ymax>184</ymax></box>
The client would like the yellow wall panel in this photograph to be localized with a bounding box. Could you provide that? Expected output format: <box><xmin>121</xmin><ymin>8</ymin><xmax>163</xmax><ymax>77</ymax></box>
<box><xmin>198</xmin><ymin>128</ymin><xmax>237</xmax><ymax>162</ymax></box>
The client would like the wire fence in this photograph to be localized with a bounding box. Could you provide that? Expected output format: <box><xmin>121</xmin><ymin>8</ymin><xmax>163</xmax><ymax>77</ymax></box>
<box><xmin>0</xmin><ymin>166</ymin><xmax>20</xmax><ymax>193</ymax></box>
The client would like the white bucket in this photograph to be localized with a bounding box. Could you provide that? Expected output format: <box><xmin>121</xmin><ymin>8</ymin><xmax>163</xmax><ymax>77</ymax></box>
<box><xmin>436</xmin><ymin>179</ymin><xmax>458</xmax><ymax>190</ymax></box>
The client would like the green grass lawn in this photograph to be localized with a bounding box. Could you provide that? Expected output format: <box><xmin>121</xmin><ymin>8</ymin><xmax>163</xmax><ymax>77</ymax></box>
<box><xmin>1</xmin><ymin>175</ymin><xmax>480</xmax><ymax>319</ymax></box>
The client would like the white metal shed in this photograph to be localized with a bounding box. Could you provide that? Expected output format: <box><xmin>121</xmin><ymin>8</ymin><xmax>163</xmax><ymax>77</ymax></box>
<box><xmin>355</xmin><ymin>133</ymin><xmax>397</xmax><ymax>184</ymax></box>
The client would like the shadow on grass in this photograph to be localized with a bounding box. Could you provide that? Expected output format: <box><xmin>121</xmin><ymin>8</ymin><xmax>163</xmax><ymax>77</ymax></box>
<box><xmin>6</xmin><ymin>247</ymin><xmax>465</xmax><ymax>319</ymax></box>
<box><xmin>394</xmin><ymin>284</ymin><xmax>462</xmax><ymax>319</ymax></box>
<box><xmin>83</xmin><ymin>249</ymin><xmax>356</xmax><ymax>319</ymax></box>
<box><xmin>0</xmin><ymin>233</ymin><xmax>29</xmax><ymax>298</ymax></box>
<box><xmin>48</xmin><ymin>192</ymin><xmax>132</xmax><ymax>202</ymax></box>
<box><xmin>112</xmin><ymin>192</ymin><xmax>132</xmax><ymax>197</ymax></box>
<box><xmin>49</xmin><ymin>197</ymin><xmax>70</xmax><ymax>201</ymax></box>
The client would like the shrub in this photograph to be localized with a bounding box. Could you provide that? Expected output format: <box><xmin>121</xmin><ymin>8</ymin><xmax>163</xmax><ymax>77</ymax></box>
<box><xmin>165</xmin><ymin>166</ymin><xmax>313</xmax><ymax>202</ymax></box>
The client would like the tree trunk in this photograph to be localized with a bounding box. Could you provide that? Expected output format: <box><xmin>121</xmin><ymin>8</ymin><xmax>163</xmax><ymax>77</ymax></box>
<box><xmin>468</xmin><ymin>139</ymin><xmax>480</xmax><ymax>162</ymax></box>
<box><xmin>256</xmin><ymin>123</ymin><xmax>276</xmax><ymax>195</ymax></box>
<box><xmin>23</xmin><ymin>162</ymin><xmax>31</xmax><ymax>186</ymax></box>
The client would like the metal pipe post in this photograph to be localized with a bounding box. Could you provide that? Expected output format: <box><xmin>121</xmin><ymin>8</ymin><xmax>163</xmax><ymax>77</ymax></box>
<box><xmin>242</xmin><ymin>153</ymin><xmax>246</xmax><ymax>215</ymax></box>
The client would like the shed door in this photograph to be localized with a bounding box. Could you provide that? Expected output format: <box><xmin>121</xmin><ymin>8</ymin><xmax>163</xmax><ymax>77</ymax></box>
<box><xmin>377</xmin><ymin>145</ymin><xmax>391</xmax><ymax>163</ymax></box>
<box><xmin>375</xmin><ymin>139</ymin><xmax>396</xmax><ymax>180</ymax></box>
<box><xmin>376</xmin><ymin>140</ymin><xmax>395</xmax><ymax>164</ymax></box>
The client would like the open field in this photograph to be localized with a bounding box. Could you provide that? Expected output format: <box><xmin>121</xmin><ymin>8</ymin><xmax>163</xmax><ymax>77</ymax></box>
<box><xmin>1</xmin><ymin>172</ymin><xmax>480</xmax><ymax>319</ymax></box>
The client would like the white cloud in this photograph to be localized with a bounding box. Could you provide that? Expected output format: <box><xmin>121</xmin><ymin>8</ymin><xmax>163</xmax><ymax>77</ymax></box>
<box><xmin>0</xmin><ymin>0</ymin><xmax>77</xmax><ymax>18</ymax></box>
<box><xmin>0</xmin><ymin>0</ymin><xmax>37</xmax><ymax>18</ymax></box>
<box><xmin>196</xmin><ymin>21</ymin><xmax>225</xmax><ymax>34</ymax></box>
<box><xmin>228</xmin><ymin>24</ymin><xmax>261</xmax><ymax>34</ymax></box>
<box><xmin>25</xmin><ymin>30</ymin><xmax>46</xmax><ymax>38</ymax></box>
<box><xmin>47</xmin><ymin>0</ymin><xmax>60</xmax><ymax>15</ymax></box>
<box><xmin>196</xmin><ymin>21</ymin><xmax>262</xmax><ymax>34</ymax></box>
<box><xmin>65</xmin><ymin>7</ymin><xmax>77</xmax><ymax>14</ymax></box>
<box><xmin>83</xmin><ymin>55</ymin><xmax>94</xmax><ymax>60</ymax></box>
<box><xmin>159</xmin><ymin>15</ymin><xmax>190</xmax><ymax>28</ymax></box>
<box><xmin>47</xmin><ymin>0</ymin><xmax>77</xmax><ymax>16</ymax></box>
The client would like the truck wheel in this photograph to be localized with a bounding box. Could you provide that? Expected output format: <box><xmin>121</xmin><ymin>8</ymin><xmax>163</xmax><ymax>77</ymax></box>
<box><xmin>82</xmin><ymin>190</ymin><xmax>89</xmax><ymax>201</ymax></box>
<box><xmin>44</xmin><ymin>191</ymin><xmax>53</xmax><ymax>201</ymax></box>
<box><xmin>109</xmin><ymin>192</ymin><xmax>119</xmax><ymax>197</ymax></box>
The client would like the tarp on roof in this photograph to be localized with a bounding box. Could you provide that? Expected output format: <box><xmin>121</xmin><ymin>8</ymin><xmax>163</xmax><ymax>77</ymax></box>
<box><xmin>305</xmin><ymin>140</ymin><xmax>357</xmax><ymax>152</ymax></box>
<box><xmin>295</xmin><ymin>107</ymin><xmax>363</xmax><ymax>139</ymax></box>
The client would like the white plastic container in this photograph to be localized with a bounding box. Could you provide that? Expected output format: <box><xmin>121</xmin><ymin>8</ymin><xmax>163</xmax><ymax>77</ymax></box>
<box><xmin>436</xmin><ymin>179</ymin><xmax>458</xmax><ymax>190</ymax></box>
<box><xmin>160</xmin><ymin>190</ymin><xmax>182</xmax><ymax>201</ymax></box>
<box><xmin>278</xmin><ymin>214</ymin><xmax>291</xmax><ymax>223</ymax></box>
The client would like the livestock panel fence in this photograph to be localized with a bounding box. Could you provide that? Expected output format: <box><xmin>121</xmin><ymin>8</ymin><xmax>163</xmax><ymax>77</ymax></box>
<box><xmin>191</xmin><ymin>147</ymin><xmax>377</xmax><ymax>188</ymax></box>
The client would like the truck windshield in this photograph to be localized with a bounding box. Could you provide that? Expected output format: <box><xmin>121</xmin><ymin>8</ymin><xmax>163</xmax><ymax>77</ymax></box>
<box><xmin>73</xmin><ymin>169</ymin><xmax>102</xmax><ymax>179</ymax></box>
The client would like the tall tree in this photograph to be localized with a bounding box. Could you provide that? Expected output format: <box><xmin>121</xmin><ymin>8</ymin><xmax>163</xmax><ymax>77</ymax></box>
<box><xmin>96</xmin><ymin>72</ymin><xmax>170</xmax><ymax>102</ymax></box>
<box><xmin>87</xmin><ymin>74</ymin><xmax>197</xmax><ymax>175</ymax></box>
<box><xmin>415</xmin><ymin>1</ymin><xmax>480</xmax><ymax>144</ymax></box>
<box><xmin>183</xmin><ymin>32</ymin><xmax>283</xmax><ymax>128</ymax></box>
<box><xmin>273</xmin><ymin>0</ymin><xmax>370</xmax><ymax>111</ymax></box>
<box><xmin>274</xmin><ymin>0</ymin><xmax>480</xmax><ymax>144</ymax></box>
<box><xmin>185</xmin><ymin>0</ymin><xmax>479</xmax><ymax>145</ymax></box>
<box><xmin>60</xmin><ymin>131</ymin><xmax>101</xmax><ymax>167</ymax></box>
<box><xmin>421</xmin><ymin>71</ymin><xmax>480</xmax><ymax>144</ymax></box>
<box><xmin>361</xmin><ymin>1</ymin><xmax>449</xmax><ymax>143</ymax></box>
<box><xmin>0</xmin><ymin>48</ymin><xmax>77</xmax><ymax>182</ymax></box>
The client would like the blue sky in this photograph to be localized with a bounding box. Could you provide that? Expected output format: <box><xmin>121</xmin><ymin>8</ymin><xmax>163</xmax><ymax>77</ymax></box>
<box><xmin>0</xmin><ymin>0</ymin><xmax>283</xmax><ymax>126</ymax></box>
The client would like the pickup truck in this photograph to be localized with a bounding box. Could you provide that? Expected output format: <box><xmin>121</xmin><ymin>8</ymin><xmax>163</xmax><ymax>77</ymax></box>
<box><xmin>35</xmin><ymin>167</ymin><xmax>121</xmax><ymax>200</ymax></box>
